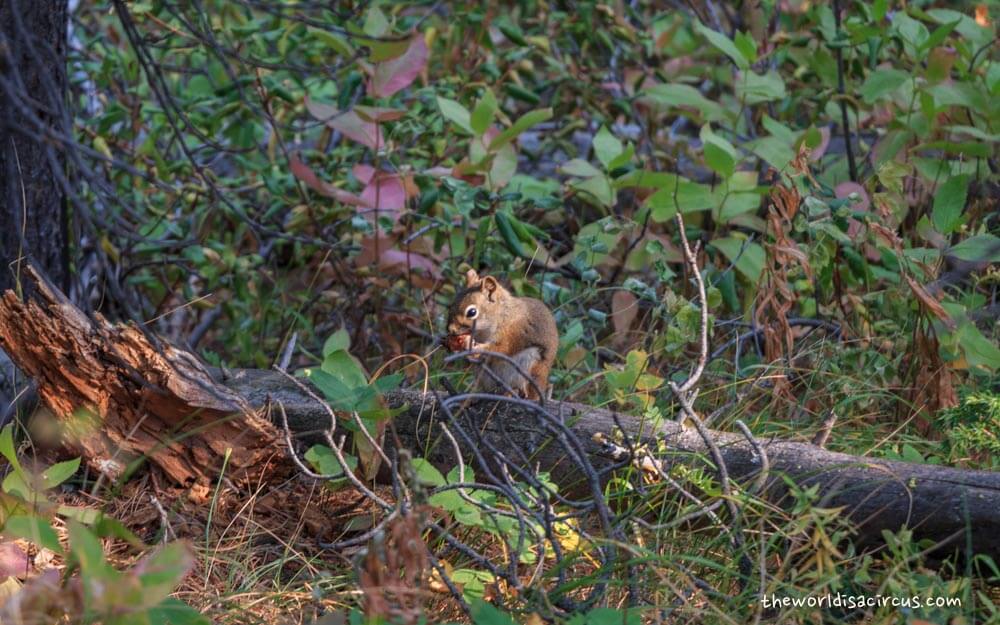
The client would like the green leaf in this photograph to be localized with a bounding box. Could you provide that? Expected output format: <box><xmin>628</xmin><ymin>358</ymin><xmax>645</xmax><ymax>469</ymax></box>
<box><xmin>0</xmin><ymin>425</ymin><xmax>23</xmax><ymax>475</ymax></box>
<box><xmin>734</xmin><ymin>31</ymin><xmax>758</xmax><ymax>65</ymax></box>
<box><xmin>147</xmin><ymin>598</ymin><xmax>212</xmax><ymax>625</ymax></box>
<box><xmin>572</xmin><ymin>175</ymin><xmax>615</xmax><ymax>208</ymax></box>
<box><xmin>4</xmin><ymin>515</ymin><xmax>63</xmax><ymax>554</ymax></box>
<box><xmin>700</xmin><ymin>125</ymin><xmax>737</xmax><ymax>178</ymax></box>
<box><xmin>436</xmin><ymin>97</ymin><xmax>474</xmax><ymax>135</ymax></box>
<box><xmin>310</xmin><ymin>29</ymin><xmax>354</xmax><ymax>57</ymax></box>
<box><xmin>320</xmin><ymin>347</ymin><xmax>368</xmax><ymax>390</ymax></box>
<box><xmin>928</xmin><ymin>82</ymin><xmax>988</xmax><ymax>111</ymax></box>
<box><xmin>694</xmin><ymin>21</ymin><xmax>749</xmax><ymax>69</ymax></box>
<box><xmin>489</xmin><ymin>108</ymin><xmax>553</xmax><ymax>150</ymax></box>
<box><xmin>645</xmin><ymin>178</ymin><xmax>714</xmax><ymax>221</ymax></box>
<box><xmin>893</xmin><ymin>11</ymin><xmax>929</xmax><ymax>57</ymax></box>
<box><xmin>560</xmin><ymin>159</ymin><xmax>603</xmax><ymax>178</ymax></box>
<box><xmin>505</xmin><ymin>83</ymin><xmax>540</xmax><ymax>105</ymax></box>
<box><xmin>593</xmin><ymin>126</ymin><xmax>623</xmax><ymax>169</ymax></box>
<box><xmin>493</xmin><ymin>15</ymin><xmax>528</xmax><ymax>46</ymax></box>
<box><xmin>322</xmin><ymin>328</ymin><xmax>351</xmax><ymax>357</ymax></box>
<box><xmin>305</xmin><ymin>445</ymin><xmax>356</xmax><ymax>477</ymax></box>
<box><xmin>859</xmin><ymin>69</ymin><xmax>910</xmax><ymax>103</ymax></box>
<box><xmin>717</xmin><ymin>180</ymin><xmax>761</xmax><ymax>223</ymax></box>
<box><xmin>761</xmin><ymin>115</ymin><xmax>798</xmax><ymax>143</ymax></box>
<box><xmin>956</xmin><ymin>321</ymin><xmax>1000</xmax><ymax>370</ymax></box>
<box><xmin>931</xmin><ymin>174</ymin><xmax>970</xmax><ymax>234</ymax></box>
<box><xmin>710</xmin><ymin>237</ymin><xmax>765</xmax><ymax>282</ymax></box>
<box><xmin>641</xmin><ymin>84</ymin><xmax>729</xmax><ymax>122</ymax></box>
<box><xmin>135</xmin><ymin>542</ymin><xmax>194</xmax><ymax>609</ymax></box>
<box><xmin>362</xmin><ymin>6</ymin><xmax>389</xmax><ymax>37</ymax></box>
<box><xmin>944</xmin><ymin>125</ymin><xmax>1000</xmax><ymax>142</ymax></box>
<box><xmin>58</xmin><ymin>505</ymin><xmax>101</xmax><ymax>524</ymax></box>
<box><xmin>40</xmin><ymin>457</ymin><xmax>80</xmax><ymax>490</ymax></box>
<box><xmin>91</xmin><ymin>514</ymin><xmax>145</xmax><ymax>549</ymax></box>
<box><xmin>372</xmin><ymin>373</ymin><xmax>404</xmax><ymax>394</ymax></box>
<box><xmin>918</xmin><ymin>19</ymin><xmax>960</xmax><ymax>53</ymax></box>
<box><xmin>451</xmin><ymin>569</ymin><xmax>493</xmax><ymax>601</ymax></box>
<box><xmin>736</xmin><ymin>70</ymin><xmax>786</xmax><ymax>105</ymax></box>
<box><xmin>307</xmin><ymin>368</ymin><xmax>374</xmax><ymax>413</ymax></box>
<box><xmin>446</xmin><ymin>465</ymin><xmax>475</xmax><ymax>484</ymax></box>
<box><xmin>428</xmin><ymin>489</ymin><xmax>483</xmax><ymax>525</ymax></box>
<box><xmin>948</xmin><ymin>235</ymin><xmax>1000</xmax><ymax>263</ymax></box>
<box><xmin>927</xmin><ymin>9</ymin><xmax>994</xmax><ymax>50</ymax></box>
<box><xmin>69</xmin><ymin>521</ymin><xmax>113</xmax><ymax>578</ymax></box>
<box><xmin>471</xmin><ymin>599</ymin><xmax>518</xmax><ymax>625</ymax></box>
<box><xmin>470</xmin><ymin>88</ymin><xmax>497</xmax><ymax>136</ymax></box>
<box><xmin>901</xmin><ymin>443</ymin><xmax>925</xmax><ymax>464</ymax></box>
<box><xmin>607</xmin><ymin>142</ymin><xmax>635</xmax><ymax>171</ymax></box>
<box><xmin>914</xmin><ymin>140</ymin><xmax>989</xmax><ymax>158</ymax></box>
<box><xmin>2</xmin><ymin>470</ymin><xmax>33</xmax><ymax>500</ymax></box>
<box><xmin>573</xmin><ymin>218</ymin><xmax>624</xmax><ymax>266</ymax></box>
<box><xmin>488</xmin><ymin>142</ymin><xmax>518</xmax><ymax>190</ymax></box>
<box><xmin>750</xmin><ymin>136</ymin><xmax>795</xmax><ymax>173</ymax></box>
<box><xmin>410</xmin><ymin>458</ymin><xmax>446</xmax><ymax>487</ymax></box>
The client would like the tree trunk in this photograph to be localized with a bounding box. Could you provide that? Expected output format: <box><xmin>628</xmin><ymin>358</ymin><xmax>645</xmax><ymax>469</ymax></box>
<box><xmin>0</xmin><ymin>0</ymin><xmax>70</xmax><ymax>294</ymax></box>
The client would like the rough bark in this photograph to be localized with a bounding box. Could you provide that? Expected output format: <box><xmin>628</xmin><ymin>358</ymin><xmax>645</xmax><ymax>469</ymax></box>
<box><xmin>2</xmin><ymin>268</ymin><xmax>1000</xmax><ymax>559</ymax></box>
<box><xmin>0</xmin><ymin>268</ymin><xmax>279</xmax><ymax>492</ymax></box>
<box><xmin>229</xmin><ymin>370</ymin><xmax>1000</xmax><ymax>560</ymax></box>
<box><xmin>0</xmin><ymin>0</ymin><xmax>70</xmax><ymax>294</ymax></box>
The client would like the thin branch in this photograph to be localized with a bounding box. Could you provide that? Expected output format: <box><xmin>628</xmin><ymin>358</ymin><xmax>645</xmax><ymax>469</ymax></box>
<box><xmin>832</xmin><ymin>0</ymin><xmax>859</xmax><ymax>182</ymax></box>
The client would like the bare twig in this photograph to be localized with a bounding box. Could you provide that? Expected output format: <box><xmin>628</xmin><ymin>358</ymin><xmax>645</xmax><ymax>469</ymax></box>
<box><xmin>832</xmin><ymin>0</ymin><xmax>858</xmax><ymax>182</ymax></box>
<box><xmin>673</xmin><ymin>210</ymin><xmax>709</xmax><ymax>399</ymax></box>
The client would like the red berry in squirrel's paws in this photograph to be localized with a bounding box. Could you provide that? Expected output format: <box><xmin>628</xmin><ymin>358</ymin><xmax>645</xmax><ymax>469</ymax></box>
<box><xmin>444</xmin><ymin>333</ymin><xmax>471</xmax><ymax>352</ymax></box>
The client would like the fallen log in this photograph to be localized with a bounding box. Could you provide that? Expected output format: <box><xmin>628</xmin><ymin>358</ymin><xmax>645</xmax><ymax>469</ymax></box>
<box><xmin>1</xmin><ymin>267</ymin><xmax>999</xmax><ymax>560</ymax></box>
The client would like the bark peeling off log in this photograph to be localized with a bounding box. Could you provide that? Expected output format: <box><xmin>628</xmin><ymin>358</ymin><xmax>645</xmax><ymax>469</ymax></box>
<box><xmin>0</xmin><ymin>267</ymin><xmax>278</xmax><ymax>486</ymax></box>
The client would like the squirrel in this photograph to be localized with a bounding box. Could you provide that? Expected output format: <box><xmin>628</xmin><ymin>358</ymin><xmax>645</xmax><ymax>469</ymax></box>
<box><xmin>443</xmin><ymin>269</ymin><xmax>558</xmax><ymax>401</ymax></box>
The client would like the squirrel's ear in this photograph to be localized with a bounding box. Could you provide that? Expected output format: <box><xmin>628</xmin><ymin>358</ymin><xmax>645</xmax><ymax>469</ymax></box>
<box><xmin>482</xmin><ymin>276</ymin><xmax>500</xmax><ymax>300</ymax></box>
<box><xmin>465</xmin><ymin>269</ymin><xmax>481</xmax><ymax>287</ymax></box>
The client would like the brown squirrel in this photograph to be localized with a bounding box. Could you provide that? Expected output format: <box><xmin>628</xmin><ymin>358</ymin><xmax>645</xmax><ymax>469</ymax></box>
<box><xmin>444</xmin><ymin>269</ymin><xmax>558</xmax><ymax>400</ymax></box>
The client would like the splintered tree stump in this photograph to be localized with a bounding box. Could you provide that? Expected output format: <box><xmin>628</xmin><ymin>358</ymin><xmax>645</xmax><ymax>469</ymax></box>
<box><xmin>0</xmin><ymin>267</ymin><xmax>278</xmax><ymax>488</ymax></box>
<box><xmin>2</xmin><ymin>267</ymin><xmax>1000</xmax><ymax>559</ymax></box>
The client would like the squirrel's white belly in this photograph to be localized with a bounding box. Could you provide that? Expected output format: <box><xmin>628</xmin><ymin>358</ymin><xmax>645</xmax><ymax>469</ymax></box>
<box><xmin>484</xmin><ymin>347</ymin><xmax>541</xmax><ymax>394</ymax></box>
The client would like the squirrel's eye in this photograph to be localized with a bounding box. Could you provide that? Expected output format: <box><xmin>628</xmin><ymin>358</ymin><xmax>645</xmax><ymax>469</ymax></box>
<box><xmin>465</xmin><ymin>306</ymin><xmax>478</xmax><ymax>319</ymax></box>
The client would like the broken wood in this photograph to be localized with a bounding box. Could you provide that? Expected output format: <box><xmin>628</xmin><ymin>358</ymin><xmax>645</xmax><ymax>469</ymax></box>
<box><xmin>1</xmin><ymin>267</ymin><xmax>999</xmax><ymax>559</ymax></box>
<box><xmin>0</xmin><ymin>267</ymin><xmax>278</xmax><ymax>488</ymax></box>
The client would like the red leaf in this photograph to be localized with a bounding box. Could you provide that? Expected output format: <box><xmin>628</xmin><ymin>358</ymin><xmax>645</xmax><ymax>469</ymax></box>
<box><xmin>354</xmin><ymin>105</ymin><xmax>407</xmax><ymax>122</ymax></box>
<box><xmin>835</xmin><ymin>181</ymin><xmax>870</xmax><ymax>212</ymax></box>
<box><xmin>611</xmin><ymin>290</ymin><xmax>639</xmax><ymax>337</ymax></box>
<box><xmin>353</xmin><ymin>164</ymin><xmax>376</xmax><ymax>185</ymax></box>
<box><xmin>357</xmin><ymin>235</ymin><xmax>441</xmax><ymax>288</ymax></box>
<box><xmin>304</xmin><ymin>96</ymin><xmax>339</xmax><ymax>122</ymax></box>
<box><xmin>305</xmin><ymin>98</ymin><xmax>384</xmax><ymax>150</ymax></box>
<box><xmin>370</xmin><ymin>35</ymin><xmax>428</xmax><ymax>98</ymax></box>
<box><xmin>379</xmin><ymin>247</ymin><xmax>439</xmax><ymax>276</ymax></box>
<box><xmin>361</xmin><ymin>174</ymin><xmax>407</xmax><ymax>216</ymax></box>
<box><xmin>289</xmin><ymin>153</ymin><xmax>366</xmax><ymax>206</ymax></box>
<box><xmin>328</xmin><ymin>110</ymin><xmax>383</xmax><ymax>150</ymax></box>
<box><xmin>0</xmin><ymin>542</ymin><xmax>28</xmax><ymax>578</ymax></box>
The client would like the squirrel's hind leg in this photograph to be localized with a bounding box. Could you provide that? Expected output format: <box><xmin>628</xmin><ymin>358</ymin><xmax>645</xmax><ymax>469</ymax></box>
<box><xmin>524</xmin><ymin>360</ymin><xmax>550</xmax><ymax>401</ymax></box>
